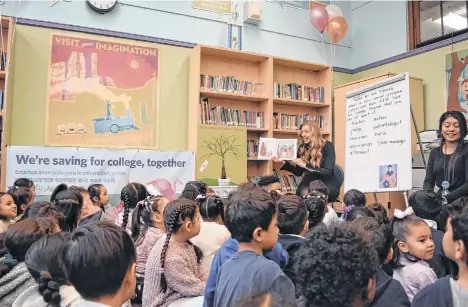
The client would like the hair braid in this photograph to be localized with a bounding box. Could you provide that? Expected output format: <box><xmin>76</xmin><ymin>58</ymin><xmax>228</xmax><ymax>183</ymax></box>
<box><xmin>121</xmin><ymin>192</ymin><xmax>133</xmax><ymax>229</ymax></box>
<box><xmin>159</xmin><ymin>205</ymin><xmax>191</xmax><ymax>293</ymax></box>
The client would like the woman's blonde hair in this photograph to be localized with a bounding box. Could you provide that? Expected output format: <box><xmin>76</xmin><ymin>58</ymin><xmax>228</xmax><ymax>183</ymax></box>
<box><xmin>298</xmin><ymin>120</ymin><xmax>326</xmax><ymax>167</ymax></box>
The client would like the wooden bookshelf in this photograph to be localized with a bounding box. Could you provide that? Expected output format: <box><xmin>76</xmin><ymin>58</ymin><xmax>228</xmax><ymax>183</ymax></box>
<box><xmin>189</xmin><ymin>45</ymin><xmax>332</xmax><ymax>182</ymax></box>
<box><xmin>0</xmin><ymin>17</ymin><xmax>13</xmax><ymax>190</ymax></box>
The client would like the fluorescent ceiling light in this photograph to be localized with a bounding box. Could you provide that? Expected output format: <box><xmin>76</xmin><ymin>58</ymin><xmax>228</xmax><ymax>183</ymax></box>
<box><xmin>435</xmin><ymin>13</ymin><xmax>468</xmax><ymax>30</ymax></box>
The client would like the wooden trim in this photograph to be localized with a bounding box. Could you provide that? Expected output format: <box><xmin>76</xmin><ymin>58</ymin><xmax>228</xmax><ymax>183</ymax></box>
<box><xmin>408</xmin><ymin>1</ymin><xmax>421</xmax><ymax>50</ymax></box>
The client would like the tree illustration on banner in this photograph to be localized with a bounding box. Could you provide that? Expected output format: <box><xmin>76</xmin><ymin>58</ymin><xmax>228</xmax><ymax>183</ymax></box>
<box><xmin>446</xmin><ymin>49</ymin><xmax>468</xmax><ymax>115</ymax></box>
<box><xmin>197</xmin><ymin>125</ymin><xmax>247</xmax><ymax>187</ymax></box>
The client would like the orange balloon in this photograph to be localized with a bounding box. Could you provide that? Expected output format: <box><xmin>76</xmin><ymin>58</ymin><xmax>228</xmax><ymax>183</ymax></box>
<box><xmin>327</xmin><ymin>16</ymin><xmax>348</xmax><ymax>44</ymax></box>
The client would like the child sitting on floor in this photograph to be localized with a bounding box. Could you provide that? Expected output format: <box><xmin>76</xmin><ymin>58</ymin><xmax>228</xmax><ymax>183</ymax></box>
<box><xmin>214</xmin><ymin>188</ymin><xmax>295</xmax><ymax>307</ymax></box>
<box><xmin>308</xmin><ymin>180</ymin><xmax>338</xmax><ymax>224</ymax></box>
<box><xmin>389</xmin><ymin>208</ymin><xmax>437</xmax><ymax>301</ymax></box>
<box><xmin>143</xmin><ymin>199</ymin><xmax>206</xmax><ymax>307</ymax></box>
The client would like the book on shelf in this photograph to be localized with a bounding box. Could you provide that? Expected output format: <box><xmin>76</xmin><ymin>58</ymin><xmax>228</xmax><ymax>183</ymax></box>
<box><xmin>273</xmin><ymin>83</ymin><xmax>324</xmax><ymax>102</ymax></box>
<box><xmin>0</xmin><ymin>90</ymin><xmax>4</xmax><ymax>110</ymax></box>
<box><xmin>1</xmin><ymin>52</ymin><xmax>6</xmax><ymax>71</ymax></box>
<box><xmin>273</xmin><ymin>113</ymin><xmax>326</xmax><ymax>131</ymax></box>
<box><xmin>200</xmin><ymin>74</ymin><xmax>263</xmax><ymax>96</ymax></box>
<box><xmin>274</xmin><ymin>170</ymin><xmax>300</xmax><ymax>193</ymax></box>
<box><xmin>247</xmin><ymin>139</ymin><xmax>259</xmax><ymax>158</ymax></box>
<box><xmin>200</xmin><ymin>98</ymin><xmax>265</xmax><ymax>128</ymax></box>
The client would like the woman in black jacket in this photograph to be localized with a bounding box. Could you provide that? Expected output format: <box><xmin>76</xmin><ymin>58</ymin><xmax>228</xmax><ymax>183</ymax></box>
<box><xmin>272</xmin><ymin>120</ymin><xmax>339</xmax><ymax>202</ymax></box>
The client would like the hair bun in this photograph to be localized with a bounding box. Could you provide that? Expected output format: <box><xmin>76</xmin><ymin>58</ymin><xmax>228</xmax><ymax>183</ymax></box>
<box><xmin>39</xmin><ymin>271</ymin><xmax>61</xmax><ymax>305</ymax></box>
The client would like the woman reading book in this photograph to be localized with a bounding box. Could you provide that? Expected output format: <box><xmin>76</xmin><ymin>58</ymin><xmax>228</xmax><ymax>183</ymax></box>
<box><xmin>272</xmin><ymin>120</ymin><xmax>339</xmax><ymax>202</ymax></box>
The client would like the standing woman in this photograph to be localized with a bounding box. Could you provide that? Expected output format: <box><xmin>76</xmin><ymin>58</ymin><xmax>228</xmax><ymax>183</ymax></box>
<box><xmin>423</xmin><ymin>111</ymin><xmax>468</xmax><ymax>203</ymax></box>
<box><xmin>272</xmin><ymin>120</ymin><xmax>339</xmax><ymax>202</ymax></box>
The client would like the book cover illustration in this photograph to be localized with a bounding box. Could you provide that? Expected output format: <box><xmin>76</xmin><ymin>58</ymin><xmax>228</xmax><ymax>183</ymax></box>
<box><xmin>258</xmin><ymin>138</ymin><xmax>297</xmax><ymax>161</ymax></box>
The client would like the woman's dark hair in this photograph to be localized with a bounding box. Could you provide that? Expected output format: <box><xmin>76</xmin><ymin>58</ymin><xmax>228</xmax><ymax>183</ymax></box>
<box><xmin>22</xmin><ymin>201</ymin><xmax>64</xmax><ymax>227</ymax></box>
<box><xmin>302</xmin><ymin>193</ymin><xmax>327</xmax><ymax>228</ymax></box>
<box><xmin>131</xmin><ymin>195</ymin><xmax>166</xmax><ymax>242</ymax></box>
<box><xmin>25</xmin><ymin>232</ymin><xmax>73</xmax><ymax>306</ymax></box>
<box><xmin>8</xmin><ymin>186</ymin><xmax>33</xmax><ymax>216</ymax></box>
<box><xmin>0</xmin><ymin>218</ymin><xmax>57</xmax><ymax>278</ymax></box>
<box><xmin>200</xmin><ymin>195</ymin><xmax>224</xmax><ymax>222</ymax></box>
<box><xmin>61</xmin><ymin>221</ymin><xmax>136</xmax><ymax>300</ymax></box>
<box><xmin>14</xmin><ymin>178</ymin><xmax>34</xmax><ymax>189</ymax></box>
<box><xmin>438</xmin><ymin>111</ymin><xmax>468</xmax><ymax>183</ymax></box>
<box><xmin>345</xmin><ymin>207</ymin><xmax>375</xmax><ymax>222</ymax></box>
<box><xmin>159</xmin><ymin>199</ymin><xmax>202</xmax><ymax>292</ymax></box>
<box><xmin>367</xmin><ymin>203</ymin><xmax>389</xmax><ymax>225</ymax></box>
<box><xmin>389</xmin><ymin>214</ymin><xmax>427</xmax><ymax>269</ymax></box>
<box><xmin>88</xmin><ymin>184</ymin><xmax>104</xmax><ymax>208</ymax></box>
<box><xmin>120</xmin><ymin>183</ymin><xmax>148</xmax><ymax>229</ymax></box>
<box><xmin>50</xmin><ymin>184</ymin><xmax>83</xmax><ymax>232</ymax></box>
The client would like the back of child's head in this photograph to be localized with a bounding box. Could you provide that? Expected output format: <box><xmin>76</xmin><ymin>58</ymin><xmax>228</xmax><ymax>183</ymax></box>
<box><xmin>184</xmin><ymin>181</ymin><xmax>207</xmax><ymax>196</ymax></box>
<box><xmin>179</xmin><ymin>183</ymin><xmax>207</xmax><ymax>205</ymax></box>
<box><xmin>224</xmin><ymin>188</ymin><xmax>277</xmax><ymax>243</ymax></box>
<box><xmin>296</xmin><ymin>223</ymin><xmax>379</xmax><ymax>307</ymax></box>
<box><xmin>348</xmin><ymin>217</ymin><xmax>393</xmax><ymax>265</ymax></box>
<box><xmin>62</xmin><ymin>221</ymin><xmax>136</xmax><ymax>301</ymax></box>
<box><xmin>235</xmin><ymin>291</ymin><xmax>297</xmax><ymax>307</ymax></box>
<box><xmin>131</xmin><ymin>195</ymin><xmax>167</xmax><ymax>242</ymax></box>
<box><xmin>277</xmin><ymin>195</ymin><xmax>307</xmax><ymax>235</ymax></box>
<box><xmin>446</xmin><ymin>196</ymin><xmax>468</xmax><ymax>216</ymax></box>
<box><xmin>389</xmin><ymin>209</ymin><xmax>430</xmax><ymax>268</ymax></box>
<box><xmin>25</xmin><ymin>232</ymin><xmax>73</xmax><ymax>306</ymax></box>
<box><xmin>50</xmin><ymin>184</ymin><xmax>83</xmax><ymax>232</ymax></box>
<box><xmin>120</xmin><ymin>182</ymin><xmax>148</xmax><ymax>229</ymax></box>
<box><xmin>159</xmin><ymin>198</ymin><xmax>201</xmax><ymax>292</ymax></box>
<box><xmin>200</xmin><ymin>195</ymin><xmax>224</xmax><ymax>222</ymax></box>
<box><xmin>88</xmin><ymin>184</ymin><xmax>105</xmax><ymax>205</ymax></box>
<box><xmin>345</xmin><ymin>207</ymin><xmax>375</xmax><ymax>222</ymax></box>
<box><xmin>308</xmin><ymin>180</ymin><xmax>329</xmax><ymax>199</ymax></box>
<box><xmin>367</xmin><ymin>203</ymin><xmax>389</xmax><ymax>225</ymax></box>
<box><xmin>302</xmin><ymin>193</ymin><xmax>327</xmax><ymax>228</ymax></box>
<box><xmin>23</xmin><ymin>201</ymin><xmax>64</xmax><ymax>227</ymax></box>
<box><xmin>1</xmin><ymin>218</ymin><xmax>57</xmax><ymax>277</ymax></box>
<box><xmin>343</xmin><ymin>189</ymin><xmax>366</xmax><ymax>207</ymax></box>
<box><xmin>409</xmin><ymin>190</ymin><xmax>442</xmax><ymax>221</ymax></box>
<box><xmin>14</xmin><ymin>178</ymin><xmax>34</xmax><ymax>190</ymax></box>
<box><xmin>445</xmin><ymin>207</ymin><xmax>468</xmax><ymax>266</ymax></box>
<box><xmin>8</xmin><ymin>186</ymin><xmax>33</xmax><ymax>216</ymax></box>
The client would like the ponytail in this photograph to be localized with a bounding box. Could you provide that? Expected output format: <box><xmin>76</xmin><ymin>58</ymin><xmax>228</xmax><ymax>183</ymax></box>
<box><xmin>131</xmin><ymin>201</ymin><xmax>145</xmax><ymax>242</ymax></box>
<box><xmin>38</xmin><ymin>271</ymin><xmax>61</xmax><ymax>307</ymax></box>
<box><xmin>120</xmin><ymin>183</ymin><xmax>148</xmax><ymax>229</ymax></box>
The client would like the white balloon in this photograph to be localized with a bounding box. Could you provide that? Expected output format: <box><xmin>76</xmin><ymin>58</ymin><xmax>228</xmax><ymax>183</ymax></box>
<box><xmin>325</xmin><ymin>4</ymin><xmax>343</xmax><ymax>20</ymax></box>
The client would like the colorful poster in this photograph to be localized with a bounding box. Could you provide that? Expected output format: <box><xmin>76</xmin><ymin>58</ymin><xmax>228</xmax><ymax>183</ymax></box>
<box><xmin>446</xmin><ymin>49</ymin><xmax>468</xmax><ymax>117</ymax></box>
<box><xmin>6</xmin><ymin>146</ymin><xmax>194</xmax><ymax>200</ymax></box>
<box><xmin>197</xmin><ymin>125</ymin><xmax>247</xmax><ymax>186</ymax></box>
<box><xmin>46</xmin><ymin>34</ymin><xmax>159</xmax><ymax>148</ymax></box>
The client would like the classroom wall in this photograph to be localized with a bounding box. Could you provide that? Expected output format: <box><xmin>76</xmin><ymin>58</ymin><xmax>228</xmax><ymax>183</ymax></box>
<box><xmin>0</xmin><ymin>0</ymin><xmax>352</xmax><ymax>68</ymax></box>
<box><xmin>351</xmin><ymin>0</ymin><xmax>408</xmax><ymax>69</ymax></box>
<box><xmin>350</xmin><ymin>39</ymin><xmax>468</xmax><ymax>129</ymax></box>
<box><xmin>8</xmin><ymin>25</ymin><xmax>191</xmax><ymax>151</ymax></box>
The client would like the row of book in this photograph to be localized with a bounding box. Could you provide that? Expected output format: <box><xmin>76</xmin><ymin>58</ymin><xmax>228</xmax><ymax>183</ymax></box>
<box><xmin>274</xmin><ymin>170</ymin><xmax>300</xmax><ymax>193</ymax></box>
<box><xmin>200</xmin><ymin>74</ymin><xmax>264</xmax><ymax>96</ymax></box>
<box><xmin>0</xmin><ymin>53</ymin><xmax>7</xmax><ymax>72</ymax></box>
<box><xmin>200</xmin><ymin>98</ymin><xmax>265</xmax><ymax>128</ymax></box>
<box><xmin>247</xmin><ymin>139</ymin><xmax>259</xmax><ymax>158</ymax></box>
<box><xmin>273</xmin><ymin>83</ymin><xmax>325</xmax><ymax>102</ymax></box>
<box><xmin>273</xmin><ymin>113</ymin><xmax>327</xmax><ymax>131</ymax></box>
<box><xmin>0</xmin><ymin>90</ymin><xmax>5</xmax><ymax>110</ymax></box>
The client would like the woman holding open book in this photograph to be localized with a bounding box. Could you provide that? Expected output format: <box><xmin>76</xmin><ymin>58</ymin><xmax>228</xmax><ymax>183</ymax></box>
<box><xmin>272</xmin><ymin>120</ymin><xmax>339</xmax><ymax>202</ymax></box>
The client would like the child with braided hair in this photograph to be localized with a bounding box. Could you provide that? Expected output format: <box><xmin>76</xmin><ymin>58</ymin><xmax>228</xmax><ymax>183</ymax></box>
<box><xmin>143</xmin><ymin>199</ymin><xmax>206</xmax><ymax>307</ymax></box>
<box><xmin>191</xmin><ymin>195</ymin><xmax>230</xmax><ymax>271</ymax></box>
<box><xmin>302</xmin><ymin>192</ymin><xmax>328</xmax><ymax>231</ymax></box>
<box><xmin>131</xmin><ymin>195</ymin><xmax>168</xmax><ymax>304</ymax></box>
<box><xmin>115</xmin><ymin>183</ymin><xmax>148</xmax><ymax>235</ymax></box>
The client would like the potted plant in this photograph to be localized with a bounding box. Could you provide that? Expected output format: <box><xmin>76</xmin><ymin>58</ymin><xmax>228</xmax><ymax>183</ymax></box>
<box><xmin>200</xmin><ymin>134</ymin><xmax>240</xmax><ymax>186</ymax></box>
